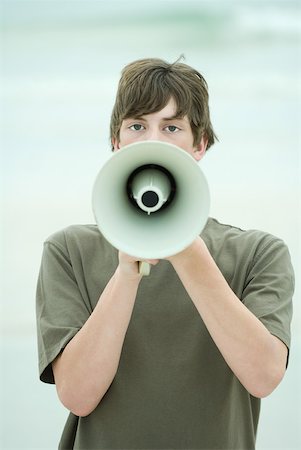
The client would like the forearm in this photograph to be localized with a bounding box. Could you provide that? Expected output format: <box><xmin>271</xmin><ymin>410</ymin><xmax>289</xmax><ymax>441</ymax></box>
<box><xmin>169</xmin><ymin>238</ymin><xmax>287</xmax><ymax>398</ymax></box>
<box><xmin>53</xmin><ymin>267</ymin><xmax>140</xmax><ymax>417</ymax></box>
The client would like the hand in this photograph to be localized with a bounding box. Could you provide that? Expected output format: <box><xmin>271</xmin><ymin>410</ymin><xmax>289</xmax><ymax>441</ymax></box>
<box><xmin>165</xmin><ymin>237</ymin><xmax>205</xmax><ymax>265</ymax></box>
<box><xmin>118</xmin><ymin>251</ymin><xmax>160</xmax><ymax>281</ymax></box>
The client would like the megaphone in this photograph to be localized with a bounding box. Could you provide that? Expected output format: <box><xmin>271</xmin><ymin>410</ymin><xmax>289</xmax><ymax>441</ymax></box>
<box><xmin>92</xmin><ymin>140</ymin><xmax>210</xmax><ymax>275</ymax></box>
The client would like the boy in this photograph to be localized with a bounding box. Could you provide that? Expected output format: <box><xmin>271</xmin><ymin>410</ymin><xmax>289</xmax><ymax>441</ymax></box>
<box><xmin>36</xmin><ymin>58</ymin><xmax>294</xmax><ymax>449</ymax></box>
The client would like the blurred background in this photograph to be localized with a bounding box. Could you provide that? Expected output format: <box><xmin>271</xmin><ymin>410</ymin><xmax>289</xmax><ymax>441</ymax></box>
<box><xmin>1</xmin><ymin>0</ymin><xmax>300</xmax><ymax>448</ymax></box>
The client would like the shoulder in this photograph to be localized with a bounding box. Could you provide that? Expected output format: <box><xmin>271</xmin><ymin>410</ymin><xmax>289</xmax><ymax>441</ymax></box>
<box><xmin>203</xmin><ymin>217</ymin><xmax>288</xmax><ymax>255</ymax></box>
<box><xmin>43</xmin><ymin>224</ymin><xmax>112</xmax><ymax>260</ymax></box>
<box><xmin>203</xmin><ymin>218</ymin><xmax>294</xmax><ymax>287</ymax></box>
<box><xmin>44</xmin><ymin>224</ymin><xmax>104</xmax><ymax>250</ymax></box>
<box><xmin>45</xmin><ymin>224</ymin><xmax>100</xmax><ymax>245</ymax></box>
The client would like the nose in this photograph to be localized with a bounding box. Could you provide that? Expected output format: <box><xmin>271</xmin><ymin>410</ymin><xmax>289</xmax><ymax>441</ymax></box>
<box><xmin>147</xmin><ymin>127</ymin><xmax>172</xmax><ymax>143</ymax></box>
<box><xmin>146</xmin><ymin>128</ymin><xmax>161</xmax><ymax>141</ymax></box>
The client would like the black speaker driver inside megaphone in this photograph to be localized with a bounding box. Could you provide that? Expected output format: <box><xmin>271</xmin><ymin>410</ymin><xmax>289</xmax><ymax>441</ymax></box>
<box><xmin>126</xmin><ymin>164</ymin><xmax>176</xmax><ymax>214</ymax></box>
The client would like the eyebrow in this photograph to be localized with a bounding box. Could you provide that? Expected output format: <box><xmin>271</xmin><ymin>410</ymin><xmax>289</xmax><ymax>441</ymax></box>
<box><xmin>125</xmin><ymin>115</ymin><xmax>186</xmax><ymax>122</ymax></box>
<box><xmin>163</xmin><ymin>116</ymin><xmax>186</xmax><ymax>121</ymax></box>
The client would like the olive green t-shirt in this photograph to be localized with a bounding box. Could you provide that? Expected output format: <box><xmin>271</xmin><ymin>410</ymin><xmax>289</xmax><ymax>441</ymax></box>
<box><xmin>36</xmin><ymin>218</ymin><xmax>294</xmax><ymax>450</ymax></box>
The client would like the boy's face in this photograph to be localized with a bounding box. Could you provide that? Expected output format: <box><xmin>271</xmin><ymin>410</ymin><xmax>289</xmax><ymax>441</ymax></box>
<box><xmin>112</xmin><ymin>97</ymin><xmax>207</xmax><ymax>161</ymax></box>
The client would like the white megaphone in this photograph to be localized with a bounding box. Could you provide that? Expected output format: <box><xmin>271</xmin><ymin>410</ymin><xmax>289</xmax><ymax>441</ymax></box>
<box><xmin>92</xmin><ymin>140</ymin><xmax>210</xmax><ymax>275</ymax></box>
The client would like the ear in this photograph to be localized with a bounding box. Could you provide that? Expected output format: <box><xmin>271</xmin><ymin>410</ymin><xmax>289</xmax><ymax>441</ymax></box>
<box><xmin>193</xmin><ymin>136</ymin><xmax>208</xmax><ymax>161</ymax></box>
<box><xmin>111</xmin><ymin>138</ymin><xmax>120</xmax><ymax>152</ymax></box>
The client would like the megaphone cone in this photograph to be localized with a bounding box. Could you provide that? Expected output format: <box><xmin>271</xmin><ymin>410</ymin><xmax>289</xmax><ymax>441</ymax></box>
<box><xmin>92</xmin><ymin>140</ymin><xmax>210</xmax><ymax>262</ymax></box>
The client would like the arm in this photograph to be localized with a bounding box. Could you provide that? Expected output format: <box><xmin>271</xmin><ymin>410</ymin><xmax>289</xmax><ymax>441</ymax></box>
<box><xmin>167</xmin><ymin>237</ymin><xmax>288</xmax><ymax>398</ymax></box>
<box><xmin>52</xmin><ymin>254</ymin><xmax>158</xmax><ymax>417</ymax></box>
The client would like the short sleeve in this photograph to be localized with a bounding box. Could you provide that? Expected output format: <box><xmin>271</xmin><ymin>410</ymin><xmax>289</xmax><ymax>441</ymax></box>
<box><xmin>242</xmin><ymin>237</ymin><xmax>294</xmax><ymax>352</ymax></box>
<box><xmin>36</xmin><ymin>238</ymin><xmax>92</xmax><ymax>384</ymax></box>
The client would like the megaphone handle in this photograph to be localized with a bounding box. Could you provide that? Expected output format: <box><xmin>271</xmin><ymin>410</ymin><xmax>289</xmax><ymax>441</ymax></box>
<box><xmin>138</xmin><ymin>261</ymin><xmax>151</xmax><ymax>276</ymax></box>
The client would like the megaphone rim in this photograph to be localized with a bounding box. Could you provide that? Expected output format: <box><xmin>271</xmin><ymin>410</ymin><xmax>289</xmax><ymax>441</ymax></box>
<box><xmin>96</xmin><ymin>139</ymin><xmax>199</xmax><ymax>166</ymax></box>
<box><xmin>99</xmin><ymin>218</ymin><xmax>209</xmax><ymax>260</ymax></box>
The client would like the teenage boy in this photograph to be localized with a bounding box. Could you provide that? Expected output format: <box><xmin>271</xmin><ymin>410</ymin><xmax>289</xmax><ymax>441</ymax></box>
<box><xmin>36</xmin><ymin>58</ymin><xmax>294</xmax><ymax>450</ymax></box>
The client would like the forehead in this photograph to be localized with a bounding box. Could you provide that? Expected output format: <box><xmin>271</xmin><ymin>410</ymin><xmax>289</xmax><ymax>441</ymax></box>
<box><xmin>124</xmin><ymin>98</ymin><xmax>188</xmax><ymax>122</ymax></box>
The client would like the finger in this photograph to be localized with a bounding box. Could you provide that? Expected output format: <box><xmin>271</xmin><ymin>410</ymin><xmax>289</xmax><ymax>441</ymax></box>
<box><xmin>145</xmin><ymin>259</ymin><xmax>160</xmax><ymax>265</ymax></box>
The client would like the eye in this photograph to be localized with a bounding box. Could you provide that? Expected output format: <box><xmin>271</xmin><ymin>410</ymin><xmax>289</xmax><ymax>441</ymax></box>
<box><xmin>164</xmin><ymin>125</ymin><xmax>180</xmax><ymax>133</ymax></box>
<box><xmin>129</xmin><ymin>123</ymin><xmax>145</xmax><ymax>131</ymax></box>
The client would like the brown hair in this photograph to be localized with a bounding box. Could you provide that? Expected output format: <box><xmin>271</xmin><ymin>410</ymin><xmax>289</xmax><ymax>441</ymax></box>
<box><xmin>110</xmin><ymin>57</ymin><xmax>217</xmax><ymax>151</ymax></box>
